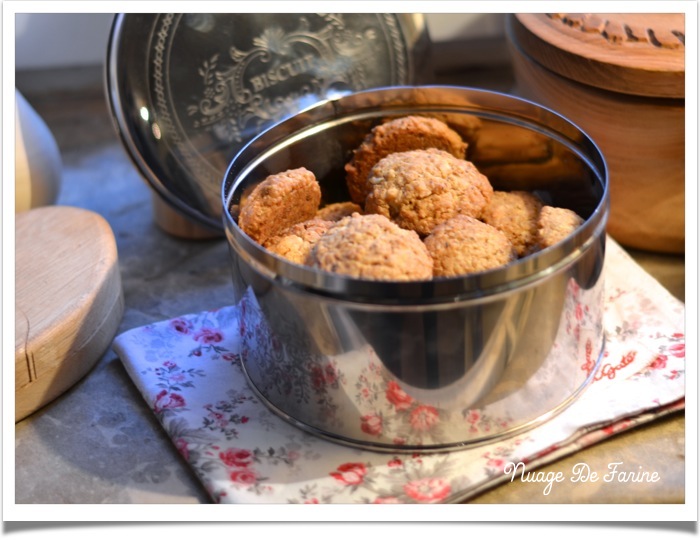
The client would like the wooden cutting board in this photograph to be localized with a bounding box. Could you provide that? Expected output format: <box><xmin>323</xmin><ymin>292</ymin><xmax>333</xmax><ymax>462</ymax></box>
<box><xmin>15</xmin><ymin>205</ymin><xmax>124</xmax><ymax>422</ymax></box>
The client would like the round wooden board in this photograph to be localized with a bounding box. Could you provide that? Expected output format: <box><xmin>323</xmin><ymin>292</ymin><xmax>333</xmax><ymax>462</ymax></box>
<box><xmin>15</xmin><ymin>206</ymin><xmax>124</xmax><ymax>422</ymax></box>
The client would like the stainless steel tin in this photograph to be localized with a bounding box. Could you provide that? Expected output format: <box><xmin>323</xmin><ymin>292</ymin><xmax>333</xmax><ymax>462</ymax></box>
<box><xmin>105</xmin><ymin>13</ymin><xmax>431</xmax><ymax>232</ymax></box>
<box><xmin>222</xmin><ymin>86</ymin><xmax>609</xmax><ymax>452</ymax></box>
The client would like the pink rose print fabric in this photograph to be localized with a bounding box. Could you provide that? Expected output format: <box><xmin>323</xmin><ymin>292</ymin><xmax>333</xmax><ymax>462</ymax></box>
<box><xmin>112</xmin><ymin>238</ymin><xmax>685</xmax><ymax>503</ymax></box>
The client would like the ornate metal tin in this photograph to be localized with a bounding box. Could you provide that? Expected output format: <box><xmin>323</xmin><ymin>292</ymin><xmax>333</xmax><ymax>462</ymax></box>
<box><xmin>105</xmin><ymin>13</ymin><xmax>431</xmax><ymax>231</ymax></box>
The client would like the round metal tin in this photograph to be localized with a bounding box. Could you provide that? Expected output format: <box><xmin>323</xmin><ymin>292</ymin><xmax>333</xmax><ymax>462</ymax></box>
<box><xmin>221</xmin><ymin>86</ymin><xmax>610</xmax><ymax>452</ymax></box>
<box><xmin>105</xmin><ymin>13</ymin><xmax>431</xmax><ymax>231</ymax></box>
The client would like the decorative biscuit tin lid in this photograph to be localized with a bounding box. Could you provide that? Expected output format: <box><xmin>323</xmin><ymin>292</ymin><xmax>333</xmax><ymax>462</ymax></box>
<box><xmin>509</xmin><ymin>13</ymin><xmax>685</xmax><ymax>99</ymax></box>
<box><xmin>106</xmin><ymin>13</ymin><xmax>431</xmax><ymax>231</ymax></box>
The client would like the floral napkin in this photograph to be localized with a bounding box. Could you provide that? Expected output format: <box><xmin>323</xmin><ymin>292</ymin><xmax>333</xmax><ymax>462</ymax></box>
<box><xmin>112</xmin><ymin>238</ymin><xmax>685</xmax><ymax>504</ymax></box>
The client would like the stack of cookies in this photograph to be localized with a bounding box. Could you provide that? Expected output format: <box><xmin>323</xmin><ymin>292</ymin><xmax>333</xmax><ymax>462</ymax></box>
<box><xmin>236</xmin><ymin>116</ymin><xmax>583</xmax><ymax>281</ymax></box>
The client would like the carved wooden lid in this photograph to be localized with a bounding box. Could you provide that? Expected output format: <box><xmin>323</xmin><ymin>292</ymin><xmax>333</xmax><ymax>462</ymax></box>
<box><xmin>106</xmin><ymin>14</ymin><xmax>431</xmax><ymax>230</ymax></box>
<box><xmin>510</xmin><ymin>13</ymin><xmax>684</xmax><ymax>98</ymax></box>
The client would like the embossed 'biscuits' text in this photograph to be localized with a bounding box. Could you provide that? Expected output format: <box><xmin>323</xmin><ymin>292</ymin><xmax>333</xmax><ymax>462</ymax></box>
<box><xmin>249</xmin><ymin>54</ymin><xmax>317</xmax><ymax>92</ymax></box>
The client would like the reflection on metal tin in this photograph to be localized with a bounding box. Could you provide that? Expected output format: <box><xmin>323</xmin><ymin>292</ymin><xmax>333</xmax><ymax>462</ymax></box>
<box><xmin>106</xmin><ymin>13</ymin><xmax>431</xmax><ymax>230</ymax></box>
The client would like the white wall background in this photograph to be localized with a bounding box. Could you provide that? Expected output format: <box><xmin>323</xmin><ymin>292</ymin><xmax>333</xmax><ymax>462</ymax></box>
<box><xmin>15</xmin><ymin>13</ymin><xmax>116</xmax><ymax>69</ymax></box>
<box><xmin>14</xmin><ymin>13</ymin><xmax>506</xmax><ymax>70</ymax></box>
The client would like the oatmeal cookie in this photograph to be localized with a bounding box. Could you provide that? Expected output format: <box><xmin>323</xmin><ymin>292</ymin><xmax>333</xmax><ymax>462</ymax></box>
<box><xmin>315</xmin><ymin>201</ymin><xmax>363</xmax><ymax>222</ymax></box>
<box><xmin>424</xmin><ymin>215</ymin><xmax>516</xmax><ymax>277</ymax></box>
<box><xmin>307</xmin><ymin>213</ymin><xmax>433</xmax><ymax>280</ymax></box>
<box><xmin>481</xmin><ymin>190</ymin><xmax>543</xmax><ymax>257</ymax></box>
<box><xmin>344</xmin><ymin>115</ymin><xmax>468</xmax><ymax>205</ymax></box>
<box><xmin>364</xmin><ymin>148</ymin><xmax>494</xmax><ymax>236</ymax></box>
<box><xmin>536</xmin><ymin>206</ymin><xmax>584</xmax><ymax>249</ymax></box>
<box><xmin>237</xmin><ymin>167</ymin><xmax>321</xmax><ymax>245</ymax></box>
<box><xmin>263</xmin><ymin>218</ymin><xmax>334</xmax><ymax>265</ymax></box>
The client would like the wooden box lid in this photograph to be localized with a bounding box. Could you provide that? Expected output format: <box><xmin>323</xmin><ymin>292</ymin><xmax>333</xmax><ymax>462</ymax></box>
<box><xmin>509</xmin><ymin>13</ymin><xmax>685</xmax><ymax>98</ymax></box>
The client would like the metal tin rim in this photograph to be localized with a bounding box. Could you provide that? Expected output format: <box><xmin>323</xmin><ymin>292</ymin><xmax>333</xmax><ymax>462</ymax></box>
<box><xmin>105</xmin><ymin>14</ymin><xmax>226</xmax><ymax>231</ymax></box>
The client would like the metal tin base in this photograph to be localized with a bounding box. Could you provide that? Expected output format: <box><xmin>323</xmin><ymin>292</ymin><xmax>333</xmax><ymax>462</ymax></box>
<box><xmin>239</xmin><ymin>336</ymin><xmax>606</xmax><ymax>454</ymax></box>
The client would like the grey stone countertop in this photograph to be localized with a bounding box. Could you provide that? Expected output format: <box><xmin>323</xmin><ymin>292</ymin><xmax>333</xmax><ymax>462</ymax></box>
<box><xmin>14</xmin><ymin>72</ymin><xmax>687</xmax><ymax>506</ymax></box>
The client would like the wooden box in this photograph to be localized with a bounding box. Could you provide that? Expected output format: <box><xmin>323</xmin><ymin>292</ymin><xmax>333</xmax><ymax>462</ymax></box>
<box><xmin>506</xmin><ymin>13</ymin><xmax>685</xmax><ymax>254</ymax></box>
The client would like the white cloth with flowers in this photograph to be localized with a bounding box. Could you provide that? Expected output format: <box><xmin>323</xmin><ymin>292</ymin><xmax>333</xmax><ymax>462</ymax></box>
<box><xmin>112</xmin><ymin>238</ymin><xmax>685</xmax><ymax>503</ymax></box>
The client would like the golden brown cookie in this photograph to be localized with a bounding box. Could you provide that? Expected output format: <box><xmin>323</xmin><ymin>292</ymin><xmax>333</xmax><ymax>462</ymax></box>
<box><xmin>481</xmin><ymin>190</ymin><xmax>543</xmax><ymax>257</ymax></box>
<box><xmin>307</xmin><ymin>213</ymin><xmax>433</xmax><ymax>281</ymax></box>
<box><xmin>536</xmin><ymin>206</ymin><xmax>584</xmax><ymax>249</ymax></box>
<box><xmin>364</xmin><ymin>148</ymin><xmax>494</xmax><ymax>236</ymax></box>
<box><xmin>315</xmin><ymin>201</ymin><xmax>363</xmax><ymax>222</ymax></box>
<box><xmin>263</xmin><ymin>218</ymin><xmax>334</xmax><ymax>265</ymax></box>
<box><xmin>237</xmin><ymin>167</ymin><xmax>321</xmax><ymax>245</ymax></box>
<box><xmin>344</xmin><ymin>115</ymin><xmax>468</xmax><ymax>205</ymax></box>
<box><xmin>424</xmin><ymin>215</ymin><xmax>516</xmax><ymax>277</ymax></box>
